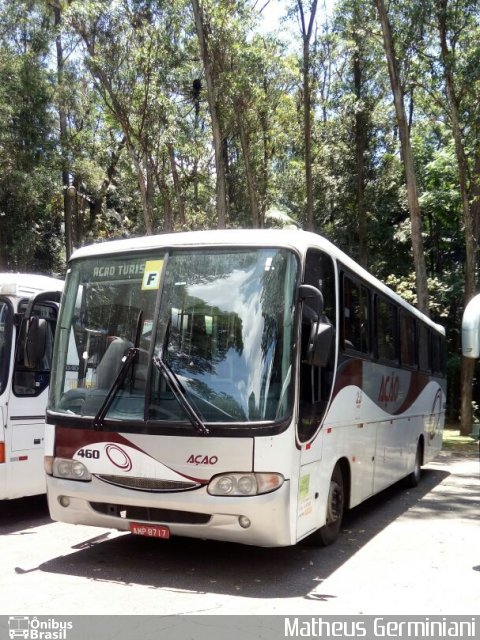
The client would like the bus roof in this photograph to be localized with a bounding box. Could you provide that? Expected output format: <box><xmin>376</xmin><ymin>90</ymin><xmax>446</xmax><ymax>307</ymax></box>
<box><xmin>0</xmin><ymin>273</ymin><xmax>63</xmax><ymax>298</ymax></box>
<box><xmin>68</xmin><ymin>229</ymin><xmax>444</xmax><ymax>335</ymax></box>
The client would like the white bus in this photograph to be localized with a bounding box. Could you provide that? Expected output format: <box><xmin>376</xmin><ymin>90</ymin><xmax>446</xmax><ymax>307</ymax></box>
<box><xmin>45</xmin><ymin>230</ymin><xmax>446</xmax><ymax>546</ymax></box>
<box><xmin>461</xmin><ymin>293</ymin><xmax>480</xmax><ymax>358</ymax></box>
<box><xmin>0</xmin><ymin>273</ymin><xmax>63</xmax><ymax>500</ymax></box>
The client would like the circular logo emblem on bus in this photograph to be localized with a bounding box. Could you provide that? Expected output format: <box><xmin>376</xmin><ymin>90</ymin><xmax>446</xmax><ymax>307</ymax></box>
<box><xmin>105</xmin><ymin>444</ymin><xmax>133</xmax><ymax>471</ymax></box>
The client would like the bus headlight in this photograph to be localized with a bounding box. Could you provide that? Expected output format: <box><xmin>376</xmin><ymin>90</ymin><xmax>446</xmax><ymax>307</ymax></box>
<box><xmin>52</xmin><ymin>458</ymin><xmax>92</xmax><ymax>482</ymax></box>
<box><xmin>208</xmin><ymin>473</ymin><xmax>284</xmax><ymax>496</ymax></box>
<box><xmin>44</xmin><ymin>455</ymin><xmax>54</xmax><ymax>475</ymax></box>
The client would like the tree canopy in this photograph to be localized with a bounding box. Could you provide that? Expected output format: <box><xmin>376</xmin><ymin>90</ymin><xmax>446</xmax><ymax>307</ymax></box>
<box><xmin>0</xmin><ymin>0</ymin><xmax>479</xmax><ymax>430</ymax></box>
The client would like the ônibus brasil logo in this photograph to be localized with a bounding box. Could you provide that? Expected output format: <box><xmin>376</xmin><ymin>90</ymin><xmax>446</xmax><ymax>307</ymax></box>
<box><xmin>8</xmin><ymin>617</ymin><xmax>73</xmax><ymax>640</ymax></box>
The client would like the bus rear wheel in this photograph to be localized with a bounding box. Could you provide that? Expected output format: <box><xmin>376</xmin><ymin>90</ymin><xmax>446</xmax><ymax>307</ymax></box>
<box><xmin>405</xmin><ymin>440</ymin><xmax>423</xmax><ymax>488</ymax></box>
<box><xmin>313</xmin><ymin>464</ymin><xmax>344</xmax><ymax>546</ymax></box>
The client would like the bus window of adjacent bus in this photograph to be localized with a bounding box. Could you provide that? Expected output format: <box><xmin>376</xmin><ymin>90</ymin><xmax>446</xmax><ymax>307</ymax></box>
<box><xmin>376</xmin><ymin>296</ymin><xmax>399</xmax><ymax>364</ymax></box>
<box><xmin>342</xmin><ymin>275</ymin><xmax>370</xmax><ymax>354</ymax></box>
<box><xmin>0</xmin><ymin>300</ymin><xmax>13</xmax><ymax>395</ymax></box>
<box><xmin>13</xmin><ymin>303</ymin><xmax>58</xmax><ymax>397</ymax></box>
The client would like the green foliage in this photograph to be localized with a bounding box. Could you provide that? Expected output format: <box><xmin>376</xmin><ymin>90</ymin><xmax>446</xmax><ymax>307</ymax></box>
<box><xmin>0</xmin><ymin>2</ymin><xmax>62</xmax><ymax>273</ymax></box>
<box><xmin>0</xmin><ymin>0</ymin><xmax>478</xmax><ymax>418</ymax></box>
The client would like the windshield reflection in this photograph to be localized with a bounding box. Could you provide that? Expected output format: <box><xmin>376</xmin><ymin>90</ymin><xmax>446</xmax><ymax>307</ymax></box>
<box><xmin>152</xmin><ymin>249</ymin><xmax>297</xmax><ymax>423</ymax></box>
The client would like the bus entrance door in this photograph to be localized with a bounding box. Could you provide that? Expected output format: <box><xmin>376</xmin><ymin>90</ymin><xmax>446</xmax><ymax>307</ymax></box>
<box><xmin>3</xmin><ymin>291</ymin><xmax>60</xmax><ymax>499</ymax></box>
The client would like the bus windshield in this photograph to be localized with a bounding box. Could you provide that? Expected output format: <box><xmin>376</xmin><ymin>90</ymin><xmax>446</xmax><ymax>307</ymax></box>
<box><xmin>50</xmin><ymin>247</ymin><xmax>298</xmax><ymax>426</ymax></box>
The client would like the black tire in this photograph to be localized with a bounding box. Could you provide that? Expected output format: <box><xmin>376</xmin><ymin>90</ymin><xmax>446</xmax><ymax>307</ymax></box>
<box><xmin>312</xmin><ymin>464</ymin><xmax>345</xmax><ymax>546</ymax></box>
<box><xmin>405</xmin><ymin>441</ymin><xmax>423</xmax><ymax>488</ymax></box>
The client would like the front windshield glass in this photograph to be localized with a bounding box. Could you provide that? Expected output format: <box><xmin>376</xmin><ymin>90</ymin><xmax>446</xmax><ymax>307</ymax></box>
<box><xmin>50</xmin><ymin>247</ymin><xmax>298</xmax><ymax>426</ymax></box>
<box><xmin>50</xmin><ymin>253</ymin><xmax>161</xmax><ymax>421</ymax></box>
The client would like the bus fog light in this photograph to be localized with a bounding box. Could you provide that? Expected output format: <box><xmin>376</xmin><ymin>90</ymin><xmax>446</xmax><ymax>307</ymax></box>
<box><xmin>52</xmin><ymin>458</ymin><xmax>92</xmax><ymax>482</ymax></box>
<box><xmin>59</xmin><ymin>495</ymin><xmax>70</xmax><ymax>507</ymax></box>
<box><xmin>239</xmin><ymin>516</ymin><xmax>251</xmax><ymax>528</ymax></box>
<box><xmin>208</xmin><ymin>472</ymin><xmax>284</xmax><ymax>496</ymax></box>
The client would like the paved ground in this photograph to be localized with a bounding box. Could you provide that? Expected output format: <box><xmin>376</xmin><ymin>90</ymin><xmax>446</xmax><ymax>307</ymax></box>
<box><xmin>0</xmin><ymin>447</ymin><xmax>478</xmax><ymax>615</ymax></box>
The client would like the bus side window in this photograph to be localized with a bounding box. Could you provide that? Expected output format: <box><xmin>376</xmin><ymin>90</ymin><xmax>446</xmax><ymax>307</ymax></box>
<box><xmin>342</xmin><ymin>275</ymin><xmax>370</xmax><ymax>354</ymax></box>
<box><xmin>430</xmin><ymin>331</ymin><xmax>445</xmax><ymax>376</ymax></box>
<box><xmin>418</xmin><ymin>323</ymin><xmax>430</xmax><ymax>372</ymax></box>
<box><xmin>376</xmin><ymin>296</ymin><xmax>399</xmax><ymax>364</ymax></box>
<box><xmin>298</xmin><ymin>249</ymin><xmax>336</xmax><ymax>442</ymax></box>
<box><xmin>400</xmin><ymin>311</ymin><xmax>417</xmax><ymax>369</ymax></box>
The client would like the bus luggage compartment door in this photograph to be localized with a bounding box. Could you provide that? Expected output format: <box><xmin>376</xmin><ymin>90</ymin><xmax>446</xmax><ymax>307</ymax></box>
<box><xmin>10</xmin><ymin>418</ymin><xmax>44</xmax><ymax>452</ymax></box>
<box><xmin>6</xmin><ymin>416</ymin><xmax>46</xmax><ymax>498</ymax></box>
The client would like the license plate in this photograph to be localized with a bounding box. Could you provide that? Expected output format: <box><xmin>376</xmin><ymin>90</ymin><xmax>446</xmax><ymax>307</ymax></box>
<box><xmin>129</xmin><ymin>522</ymin><xmax>170</xmax><ymax>539</ymax></box>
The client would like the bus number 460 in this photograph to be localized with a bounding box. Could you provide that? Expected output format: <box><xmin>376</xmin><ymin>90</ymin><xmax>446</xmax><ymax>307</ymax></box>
<box><xmin>77</xmin><ymin>448</ymin><xmax>100</xmax><ymax>459</ymax></box>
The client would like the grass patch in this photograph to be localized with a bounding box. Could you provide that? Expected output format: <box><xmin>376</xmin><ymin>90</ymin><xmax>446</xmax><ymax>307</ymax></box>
<box><xmin>442</xmin><ymin>428</ymin><xmax>479</xmax><ymax>453</ymax></box>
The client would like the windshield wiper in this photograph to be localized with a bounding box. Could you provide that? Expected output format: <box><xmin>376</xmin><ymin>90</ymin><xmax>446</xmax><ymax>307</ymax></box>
<box><xmin>152</xmin><ymin>354</ymin><xmax>209</xmax><ymax>436</ymax></box>
<box><xmin>93</xmin><ymin>347</ymin><xmax>139</xmax><ymax>431</ymax></box>
<box><xmin>93</xmin><ymin>312</ymin><xmax>144</xmax><ymax>431</ymax></box>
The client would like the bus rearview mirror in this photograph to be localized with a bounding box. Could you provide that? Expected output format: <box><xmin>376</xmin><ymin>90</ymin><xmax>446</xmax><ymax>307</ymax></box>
<box><xmin>306</xmin><ymin>321</ymin><xmax>333</xmax><ymax>368</ymax></box>
<box><xmin>299</xmin><ymin>284</ymin><xmax>324</xmax><ymax>319</ymax></box>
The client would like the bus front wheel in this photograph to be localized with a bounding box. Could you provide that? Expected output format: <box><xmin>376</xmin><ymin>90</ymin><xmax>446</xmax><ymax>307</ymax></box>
<box><xmin>313</xmin><ymin>464</ymin><xmax>345</xmax><ymax>546</ymax></box>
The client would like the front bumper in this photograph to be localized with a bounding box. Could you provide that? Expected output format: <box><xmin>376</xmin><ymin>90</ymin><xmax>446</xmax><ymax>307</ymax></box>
<box><xmin>46</xmin><ymin>474</ymin><xmax>294</xmax><ymax>547</ymax></box>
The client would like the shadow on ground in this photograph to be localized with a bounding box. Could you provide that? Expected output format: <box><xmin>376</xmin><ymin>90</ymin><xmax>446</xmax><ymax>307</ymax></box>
<box><xmin>11</xmin><ymin>467</ymin><xmax>451</xmax><ymax>601</ymax></box>
<box><xmin>0</xmin><ymin>495</ymin><xmax>51</xmax><ymax>535</ymax></box>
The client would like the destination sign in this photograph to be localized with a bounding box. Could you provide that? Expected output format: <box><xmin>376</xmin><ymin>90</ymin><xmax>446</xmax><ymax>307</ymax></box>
<box><xmin>87</xmin><ymin>256</ymin><xmax>164</xmax><ymax>286</ymax></box>
<box><xmin>91</xmin><ymin>262</ymin><xmax>145</xmax><ymax>279</ymax></box>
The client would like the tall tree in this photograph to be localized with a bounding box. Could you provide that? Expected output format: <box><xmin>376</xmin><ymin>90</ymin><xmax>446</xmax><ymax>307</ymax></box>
<box><xmin>191</xmin><ymin>0</ymin><xmax>228</xmax><ymax>228</ymax></box>
<box><xmin>351</xmin><ymin>2</ymin><xmax>368</xmax><ymax>267</ymax></box>
<box><xmin>66</xmin><ymin>0</ymin><xmax>195</xmax><ymax>234</ymax></box>
<box><xmin>296</xmin><ymin>0</ymin><xmax>318</xmax><ymax>231</ymax></box>
<box><xmin>0</xmin><ymin>0</ymin><xmax>62</xmax><ymax>272</ymax></box>
<box><xmin>51</xmin><ymin>0</ymin><xmax>74</xmax><ymax>259</ymax></box>
<box><xmin>436</xmin><ymin>0</ymin><xmax>480</xmax><ymax>434</ymax></box>
<box><xmin>374</xmin><ymin>0</ymin><xmax>430</xmax><ymax>314</ymax></box>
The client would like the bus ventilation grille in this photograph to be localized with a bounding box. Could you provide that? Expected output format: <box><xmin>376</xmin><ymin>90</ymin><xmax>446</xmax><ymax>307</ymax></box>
<box><xmin>90</xmin><ymin>502</ymin><xmax>211</xmax><ymax>525</ymax></box>
<box><xmin>95</xmin><ymin>474</ymin><xmax>201</xmax><ymax>492</ymax></box>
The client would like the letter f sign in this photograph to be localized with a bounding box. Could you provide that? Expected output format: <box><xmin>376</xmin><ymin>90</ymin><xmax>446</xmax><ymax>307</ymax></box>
<box><xmin>142</xmin><ymin>260</ymin><xmax>164</xmax><ymax>290</ymax></box>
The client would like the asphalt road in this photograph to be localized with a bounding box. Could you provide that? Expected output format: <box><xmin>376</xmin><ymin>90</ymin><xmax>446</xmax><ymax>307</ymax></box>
<box><xmin>0</xmin><ymin>448</ymin><xmax>478</xmax><ymax>616</ymax></box>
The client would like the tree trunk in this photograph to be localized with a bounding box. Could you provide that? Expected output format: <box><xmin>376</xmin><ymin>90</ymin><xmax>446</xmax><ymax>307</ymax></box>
<box><xmin>90</xmin><ymin>135</ymin><xmax>126</xmax><ymax>229</ymax></box>
<box><xmin>297</xmin><ymin>0</ymin><xmax>318</xmax><ymax>232</ymax></box>
<box><xmin>374</xmin><ymin>0</ymin><xmax>430</xmax><ymax>315</ymax></box>
<box><xmin>127</xmin><ymin>145</ymin><xmax>154</xmax><ymax>234</ymax></box>
<box><xmin>0</xmin><ymin>222</ymin><xmax>6</xmax><ymax>269</ymax></box>
<box><xmin>191</xmin><ymin>0</ymin><xmax>227</xmax><ymax>228</ymax></box>
<box><xmin>437</xmin><ymin>0</ymin><xmax>478</xmax><ymax>434</ymax></box>
<box><xmin>53</xmin><ymin>2</ymin><xmax>73</xmax><ymax>260</ymax></box>
<box><xmin>237</xmin><ymin>109</ymin><xmax>260</xmax><ymax>227</ymax></box>
<box><xmin>353</xmin><ymin>47</ymin><xmax>368</xmax><ymax>268</ymax></box>
<box><xmin>69</xmin><ymin>15</ymin><xmax>156</xmax><ymax>235</ymax></box>
<box><xmin>167</xmin><ymin>143</ymin><xmax>186</xmax><ymax>228</ymax></box>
